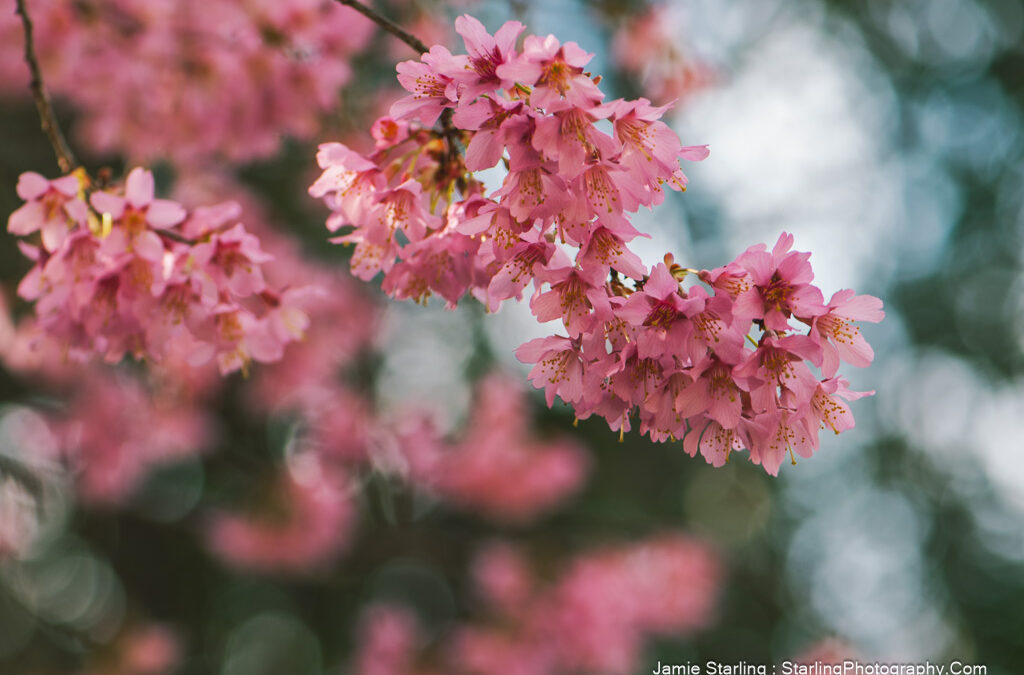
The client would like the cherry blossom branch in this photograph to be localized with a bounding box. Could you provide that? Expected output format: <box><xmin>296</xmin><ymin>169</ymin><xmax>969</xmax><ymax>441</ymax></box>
<box><xmin>15</xmin><ymin>0</ymin><xmax>78</xmax><ymax>174</ymax></box>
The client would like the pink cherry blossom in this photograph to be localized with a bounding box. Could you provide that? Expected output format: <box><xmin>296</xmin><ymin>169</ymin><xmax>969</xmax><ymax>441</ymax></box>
<box><xmin>7</xmin><ymin>172</ymin><xmax>88</xmax><ymax>252</ymax></box>
<box><xmin>812</xmin><ymin>289</ymin><xmax>885</xmax><ymax>377</ymax></box>
<box><xmin>452</xmin><ymin>15</ymin><xmax>525</xmax><ymax>97</ymax></box>
<box><xmin>516</xmin><ymin>336</ymin><xmax>586</xmax><ymax>407</ymax></box>
<box><xmin>733</xmin><ymin>232</ymin><xmax>828</xmax><ymax>331</ymax></box>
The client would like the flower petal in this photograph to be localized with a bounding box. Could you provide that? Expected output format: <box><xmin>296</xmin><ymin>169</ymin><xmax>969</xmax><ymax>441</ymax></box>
<box><xmin>125</xmin><ymin>168</ymin><xmax>155</xmax><ymax>208</ymax></box>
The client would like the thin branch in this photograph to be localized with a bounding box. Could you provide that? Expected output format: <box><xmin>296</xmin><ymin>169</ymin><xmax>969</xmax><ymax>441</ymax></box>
<box><xmin>333</xmin><ymin>0</ymin><xmax>429</xmax><ymax>54</ymax></box>
<box><xmin>16</xmin><ymin>0</ymin><xmax>78</xmax><ymax>174</ymax></box>
<box><xmin>332</xmin><ymin>0</ymin><xmax>460</xmax><ymax>166</ymax></box>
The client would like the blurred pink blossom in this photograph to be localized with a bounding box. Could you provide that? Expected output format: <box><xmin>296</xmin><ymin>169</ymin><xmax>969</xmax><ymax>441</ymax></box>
<box><xmin>57</xmin><ymin>371</ymin><xmax>211</xmax><ymax>504</ymax></box>
<box><xmin>611</xmin><ymin>4</ymin><xmax>715</xmax><ymax>104</ymax></box>
<box><xmin>350</xmin><ymin>534</ymin><xmax>720</xmax><ymax>675</ymax></box>
<box><xmin>82</xmin><ymin>623</ymin><xmax>182</xmax><ymax>675</ymax></box>
<box><xmin>0</xmin><ymin>0</ymin><xmax>374</xmax><ymax>165</ymax></box>
<box><xmin>400</xmin><ymin>374</ymin><xmax>589</xmax><ymax>523</ymax></box>
<box><xmin>205</xmin><ymin>462</ymin><xmax>356</xmax><ymax>573</ymax></box>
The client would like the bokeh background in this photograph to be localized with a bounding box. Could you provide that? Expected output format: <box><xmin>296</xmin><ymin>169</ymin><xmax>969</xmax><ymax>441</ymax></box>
<box><xmin>2</xmin><ymin>0</ymin><xmax>1023</xmax><ymax>672</ymax></box>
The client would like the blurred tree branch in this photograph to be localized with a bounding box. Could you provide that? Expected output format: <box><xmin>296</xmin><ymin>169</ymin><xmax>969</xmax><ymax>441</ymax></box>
<box><xmin>15</xmin><ymin>0</ymin><xmax>78</xmax><ymax>174</ymax></box>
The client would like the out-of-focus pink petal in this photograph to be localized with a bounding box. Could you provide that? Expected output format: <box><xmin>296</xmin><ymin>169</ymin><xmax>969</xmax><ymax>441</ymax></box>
<box><xmin>146</xmin><ymin>200</ymin><xmax>187</xmax><ymax>229</ymax></box>
<box><xmin>15</xmin><ymin>172</ymin><xmax>50</xmax><ymax>201</ymax></box>
<box><xmin>125</xmin><ymin>168</ymin><xmax>155</xmax><ymax>208</ymax></box>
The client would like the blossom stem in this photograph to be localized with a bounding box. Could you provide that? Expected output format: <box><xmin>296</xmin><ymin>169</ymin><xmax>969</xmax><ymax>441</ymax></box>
<box><xmin>15</xmin><ymin>0</ymin><xmax>78</xmax><ymax>174</ymax></box>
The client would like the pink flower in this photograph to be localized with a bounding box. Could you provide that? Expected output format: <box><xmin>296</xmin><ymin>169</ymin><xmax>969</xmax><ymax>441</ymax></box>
<box><xmin>190</xmin><ymin>223</ymin><xmax>273</xmax><ymax>298</ymax></box>
<box><xmin>455</xmin><ymin>96</ymin><xmax>523</xmax><ymax>171</ymax></box>
<box><xmin>452</xmin><ymin>15</ymin><xmax>525</xmax><ymax>97</ymax></box>
<box><xmin>371</xmin><ymin>116</ymin><xmax>410</xmax><ymax>150</ymax></box>
<box><xmin>611</xmin><ymin>5</ymin><xmax>715</xmax><ymax>103</ymax></box>
<box><xmin>795</xmin><ymin>377</ymin><xmax>873</xmax><ymax>448</ymax></box>
<box><xmin>531</xmin><ymin>106</ymin><xmax>617</xmax><ymax>179</ymax></box>
<box><xmin>676</xmin><ymin>284</ymin><xmax>746</xmax><ymax>364</ymax></box>
<box><xmin>11</xmin><ymin>167</ymin><xmax>312</xmax><ymax>372</ymax></box>
<box><xmin>117</xmin><ymin>625</ymin><xmax>181</xmax><ymax>675</ymax></box>
<box><xmin>733</xmin><ymin>334</ymin><xmax>821</xmax><ymax>415</ymax></box>
<box><xmin>308</xmin><ymin>142</ymin><xmax>383</xmax><ymax>229</ymax></box>
<box><xmin>81</xmin><ymin>623</ymin><xmax>182</xmax><ymax>675</ymax></box>
<box><xmin>812</xmin><ymin>289</ymin><xmax>885</xmax><ymax>377</ymax></box>
<box><xmin>91</xmin><ymin>168</ymin><xmax>187</xmax><ymax>231</ymax></box>
<box><xmin>675</xmin><ymin>356</ymin><xmax>745</xmax><ymax>429</ymax></box>
<box><xmin>0</xmin><ymin>0</ymin><xmax>373</xmax><ymax>163</ymax></box>
<box><xmin>305</xmin><ymin>15</ymin><xmax>879</xmax><ymax>468</ymax></box>
<box><xmin>516</xmin><ymin>335</ymin><xmax>586</xmax><ymax>406</ymax></box>
<box><xmin>487</xmin><ymin>231</ymin><xmax>554</xmax><ymax>303</ymax></box>
<box><xmin>615</xmin><ymin>262</ymin><xmax>695</xmax><ymax>359</ymax></box>
<box><xmin>748</xmin><ymin>409</ymin><xmax>815</xmax><ymax>476</ymax></box>
<box><xmin>530</xmin><ymin>249</ymin><xmax>606</xmax><ymax>338</ymax></box>
<box><xmin>473</xmin><ymin>542</ymin><xmax>534</xmax><ymax>615</ymax></box>
<box><xmin>579</xmin><ymin>225</ymin><xmax>648</xmax><ymax>280</ymax></box>
<box><xmin>604</xmin><ymin>97</ymin><xmax>709</xmax><ymax>191</ymax></box>
<box><xmin>684</xmin><ymin>418</ymin><xmax>746</xmax><ymax>468</ymax></box>
<box><xmin>391</xmin><ymin>46</ymin><xmax>465</xmax><ymax>125</ymax></box>
<box><xmin>496</xmin><ymin>35</ymin><xmax>604</xmax><ymax>109</ymax></box>
<box><xmin>493</xmin><ymin>168</ymin><xmax>568</xmax><ymax>222</ymax></box>
<box><xmin>7</xmin><ymin>172</ymin><xmax>87</xmax><ymax>252</ymax></box>
<box><xmin>732</xmin><ymin>232</ymin><xmax>827</xmax><ymax>331</ymax></box>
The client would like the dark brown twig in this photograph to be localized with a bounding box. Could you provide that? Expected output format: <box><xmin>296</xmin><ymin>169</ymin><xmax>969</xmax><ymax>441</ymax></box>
<box><xmin>16</xmin><ymin>0</ymin><xmax>78</xmax><ymax>174</ymax></box>
<box><xmin>333</xmin><ymin>0</ymin><xmax>430</xmax><ymax>54</ymax></box>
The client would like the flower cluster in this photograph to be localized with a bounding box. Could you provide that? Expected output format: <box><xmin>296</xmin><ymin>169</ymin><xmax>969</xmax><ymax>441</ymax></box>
<box><xmin>350</xmin><ymin>535</ymin><xmax>720</xmax><ymax>675</ymax></box>
<box><xmin>310</xmin><ymin>15</ymin><xmax>705</xmax><ymax>306</ymax></box>
<box><xmin>8</xmin><ymin>168</ymin><xmax>310</xmax><ymax>375</ymax></box>
<box><xmin>310</xmin><ymin>15</ymin><xmax>884</xmax><ymax>474</ymax></box>
<box><xmin>519</xmin><ymin>236</ymin><xmax>884</xmax><ymax>475</ymax></box>
<box><xmin>0</xmin><ymin>0</ymin><xmax>373</xmax><ymax>165</ymax></box>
